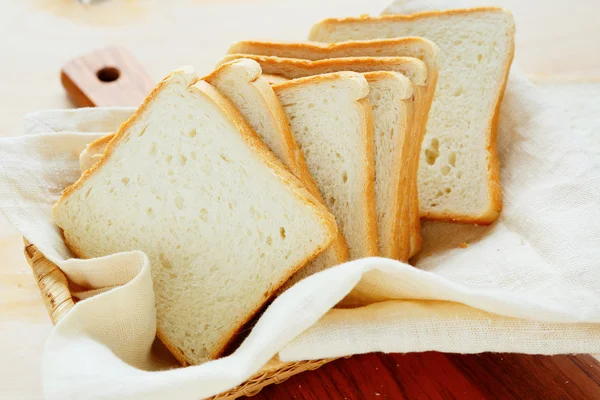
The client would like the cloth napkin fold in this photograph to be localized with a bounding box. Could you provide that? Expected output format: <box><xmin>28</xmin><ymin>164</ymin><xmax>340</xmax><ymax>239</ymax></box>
<box><xmin>1</xmin><ymin>1</ymin><xmax>599</xmax><ymax>399</ymax></box>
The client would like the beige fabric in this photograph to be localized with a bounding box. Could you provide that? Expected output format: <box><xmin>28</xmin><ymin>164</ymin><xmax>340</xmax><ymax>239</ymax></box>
<box><xmin>0</xmin><ymin>1</ymin><xmax>599</xmax><ymax>399</ymax></box>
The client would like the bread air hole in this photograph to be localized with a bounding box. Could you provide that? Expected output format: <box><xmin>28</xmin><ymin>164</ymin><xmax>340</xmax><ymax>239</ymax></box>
<box><xmin>307</xmin><ymin>103</ymin><xmax>315</xmax><ymax>109</ymax></box>
<box><xmin>121</xmin><ymin>177</ymin><xmax>130</xmax><ymax>185</ymax></box>
<box><xmin>280</xmin><ymin>227</ymin><xmax>286</xmax><ymax>239</ymax></box>
<box><xmin>477</xmin><ymin>54</ymin><xmax>483</xmax><ymax>63</ymax></box>
<box><xmin>441</xmin><ymin>165</ymin><xmax>450</xmax><ymax>175</ymax></box>
<box><xmin>179</xmin><ymin>154</ymin><xmax>187</xmax><ymax>166</ymax></box>
<box><xmin>220</xmin><ymin>154</ymin><xmax>230</xmax><ymax>162</ymax></box>
<box><xmin>188</xmin><ymin>128</ymin><xmax>197</xmax><ymax>138</ymax></box>
<box><xmin>138</xmin><ymin>126</ymin><xmax>148</xmax><ymax>137</ymax></box>
<box><xmin>425</xmin><ymin>138</ymin><xmax>440</xmax><ymax>165</ymax></box>
<box><xmin>448</xmin><ymin>152</ymin><xmax>457</xmax><ymax>167</ymax></box>
<box><xmin>342</xmin><ymin>171</ymin><xmax>348</xmax><ymax>183</ymax></box>
<box><xmin>329</xmin><ymin>197</ymin><xmax>336</xmax><ymax>206</ymax></box>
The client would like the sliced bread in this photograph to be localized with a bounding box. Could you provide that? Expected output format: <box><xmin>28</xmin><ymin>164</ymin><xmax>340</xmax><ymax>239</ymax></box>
<box><xmin>272</xmin><ymin>72</ymin><xmax>378</xmax><ymax>261</ymax></box>
<box><xmin>219</xmin><ymin>54</ymin><xmax>428</xmax><ymax>260</ymax></box>
<box><xmin>79</xmin><ymin>60</ymin><xmax>348</xmax><ymax>270</ymax></box>
<box><xmin>309</xmin><ymin>7</ymin><xmax>516</xmax><ymax>224</ymax></box>
<box><xmin>363</xmin><ymin>71</ymin><xmax>414</xmax><ymax>259</ymax></box>
<box><xmin>53</xmin><ymin>67</ymin><xmax>337</xmax><ymax>365</ymax></box>
<box><xmin>203</xmin><ymin>59</ymin><xmax>348</xmax><ymax>276</ymax></box>
<box><xmin>225</xmin><ymin>38</ymin><xmax>439</xmax><ymax>258</ymax></box>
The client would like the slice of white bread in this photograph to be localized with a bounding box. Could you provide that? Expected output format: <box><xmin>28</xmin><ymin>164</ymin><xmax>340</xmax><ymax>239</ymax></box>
<box><xmin>226</xmin><ymin>39</ymin><xmax>439</xmax><ymax>258</ymax></box>
<box><xmin>362</xmin><ymin>71</ymin><xmax>414</xmax><ymax>259</ymax></box>
<box><xmin>309</xmin><ymin>7</ymin><xmax>516</xmax><ymax>224</ymax></box>
<box><xmin>203</xmin><ymin>59</ymin><xmax>348</xmax><ymax>277</ymax></box>
<box><xmin>79</xmin><ymin>60</ymin><xmax>348</xmax><ymax>271</ymax></box>
<box><xmin>272</xmin><ymin>72</ymin><xmax>378</xmax><ymax>261</ymax></box>
<box><xmin>219</xmin><ymin>54</ymin><xmax>428</xmax><ymax>260</ymax></box>
<box><xmin>53</xmin><ymin>67</ymin><xmax>337</xmax><ymax>365</ymax></box>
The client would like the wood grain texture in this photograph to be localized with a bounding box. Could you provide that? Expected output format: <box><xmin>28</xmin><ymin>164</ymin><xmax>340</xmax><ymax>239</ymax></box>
<box><xmin>61</xmin><ymin>46</ymin><xmax>154</xmax><ymax>107</ymax></box>
<box><xmin>255</xmin><ymin>352</ymin><xmax>600</xmax><ymax>399</ymax></box>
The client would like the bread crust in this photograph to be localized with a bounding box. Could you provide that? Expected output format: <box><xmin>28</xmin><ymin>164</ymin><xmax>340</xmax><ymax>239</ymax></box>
<box><xmin>363</xmin><ymin>72</ymin><xmax>412</xmax><ymax>259</ymax></box>
<box><xmin>53</xmin><ymin>67</ymin><xmax>338</xmax><ymax>365</ymax></box>
<box><xmin>79</xmin><ymin>134</ymin><xmax>114</xmax><ymax>172</ymax></box>
<box><xmin>311</xmin><ymin>7</ymin><xmax>515</xmax><ymax>227</ymax></box>
<box><xmin>357</xmin><ymin>97</ymin><xmax>379</xmax><ymax>257</ymax></box>
<box><xmin>229</xmin><ymin>37</ymin><xmax>437</xmax><ymax>64</ymax></box>
<box><xmin>220</xmin><ymin>55</ymin><xmax>427</xmax><ymax>86</ymax></box>
<box><xmin>309</xmin><ymin>6</ymin><xmax>512</xmax><ymax>27</ymax></box>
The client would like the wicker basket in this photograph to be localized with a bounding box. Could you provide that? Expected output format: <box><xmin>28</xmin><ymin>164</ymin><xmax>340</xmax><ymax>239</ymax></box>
<box><xmin>23</xmin><ymin>240</ymin><xmax>333</xmax><ymax>399</ymax></box>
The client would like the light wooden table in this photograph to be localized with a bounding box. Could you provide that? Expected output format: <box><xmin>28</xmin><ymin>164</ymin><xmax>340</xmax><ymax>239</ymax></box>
<box><xmin>1</xmin><ymin>1</ymin><xmax>599</xmax><ymax>399</ymax></box>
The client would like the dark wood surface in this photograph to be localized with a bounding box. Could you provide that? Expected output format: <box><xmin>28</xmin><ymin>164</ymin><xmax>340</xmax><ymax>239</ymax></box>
<box><xmin>254</xmin><ymin>352</ymin><xmax>600</xmax><ymax>399</ymax></box>
<box><xmin>61</xmin><ymin>47</ymin><xmax>600</xmax><ymax>400</ymax></box>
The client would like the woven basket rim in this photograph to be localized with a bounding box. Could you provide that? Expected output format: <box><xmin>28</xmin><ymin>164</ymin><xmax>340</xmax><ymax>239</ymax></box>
<box><xmin>23</xmin><ymin>240</ymin><xmax>333</xmax><ymax>400</ymax></box>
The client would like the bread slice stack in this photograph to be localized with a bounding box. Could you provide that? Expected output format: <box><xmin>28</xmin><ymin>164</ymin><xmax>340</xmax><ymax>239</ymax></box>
<box><xmin>223</xmin><ymin>48</ymin><xmax>435</xmax><ymax>260</ymax></box>
<box><xmin>54</xmin><ymin>66</ymin><xmax>338</xmax><ymax>365</ymax></box>
<box><xmin>227</xmin><ymin>38</ymin><xmax>438</xmax><ymax>259</ymax></box>
<box><xmin>309</xmin><ymin>7</ymin><xmax>516</xmax><ymax>224</ymax></box>
<box><xmin>56</xmin><ymin>6</ymin><xmax>516</xmax><ymax>365</ymax></box>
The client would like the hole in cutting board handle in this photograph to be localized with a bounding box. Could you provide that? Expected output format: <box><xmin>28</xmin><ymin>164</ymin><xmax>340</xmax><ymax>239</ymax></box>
<box><xmin>96</xmin><ymin>66</ymin><xmax>120</xmax><ymax>83</ymax></box>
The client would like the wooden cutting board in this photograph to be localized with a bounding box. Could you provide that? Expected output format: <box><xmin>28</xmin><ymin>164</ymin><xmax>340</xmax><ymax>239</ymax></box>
<box><xmin>61</xmin><ymin>47</ymin><xmax>600</xmax><ymax>400</ymax></box>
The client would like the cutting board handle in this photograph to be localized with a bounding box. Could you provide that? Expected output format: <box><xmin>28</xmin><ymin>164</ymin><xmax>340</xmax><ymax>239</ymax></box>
<box><xmin>61</xmin><ymin>46</ymin><xmax>154</xmax><ymax>107</ymax></box>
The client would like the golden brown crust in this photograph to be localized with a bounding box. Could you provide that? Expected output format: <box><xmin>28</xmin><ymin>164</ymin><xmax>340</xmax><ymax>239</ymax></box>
<box><xmin>407</xmin><ymin>69</ymin><xmax>438</xmax><ymax>259</ymax></box>
<box><xmin>482</xmin><ymin>21</ymin><xmax>515</xmax><ymax>224</ymax></box>
<box><xmin>79</xmin><ymin>133</ymin><xmax>115</xmax><ymax>171</ymax></box>
<box><xmin>311</xmin><ymin>6</ymin><xmax>511</xmax><ymax>27</ymax></box>
<box><xmin>363</xmin><ymin>71</ymin><xmax>412</xmax><ymax>260</ymax></box>
<box><xmin>358</xmin><ymin>97</ymin><xmax>379</xmax><ymax>257</ymax></box>
<box><xmin>54</xmin><ymin>67</ymin><xmax>338</xmax><ymax>366</ymax></box>
<box><xmin>86</xmin><ymin>133</ymin><xmax>114</xmax><ymax>152</ymax></box>
<box><xmin>220</xmin><ymin>55</ymin><xmax>427</xmax><ymax>86</ymax></box>
<box><xmin>229</xmin><ymin>37</ymin><xmax>438</xmax><ymax>64</ymax></box>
